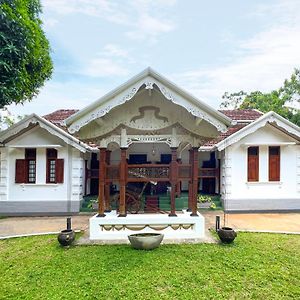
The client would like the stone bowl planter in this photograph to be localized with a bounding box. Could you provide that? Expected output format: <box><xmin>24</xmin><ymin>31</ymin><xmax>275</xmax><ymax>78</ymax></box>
<box><xmin>57</xmin><ymin>229</ymin><xmax>75</xmax><ymax>246</ymax></box>
<box><xmin>128</xmin><ymin>233</ymin><xmax>164</xmax><ymax>250</ymax></box>
<box><xmin>217</xmin><ymin>227</ymin><xmax>237</xmax><ymax>244</ymax></box>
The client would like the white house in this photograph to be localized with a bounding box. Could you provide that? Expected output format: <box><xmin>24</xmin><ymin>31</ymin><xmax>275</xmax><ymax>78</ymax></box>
<box><xmin>0</xmin><ymin>67</ymin><xmax>300</xmax><ymax>218</ymax></box>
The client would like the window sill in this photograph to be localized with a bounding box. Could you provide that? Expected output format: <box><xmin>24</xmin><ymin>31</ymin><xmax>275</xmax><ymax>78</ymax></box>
<box><xmin>246</xmin><ymin>181</ymin><xmax>282</xmax><ymax>185</ymax></box>
<box><xmin>18</xmin><ymin>183</ymin><xmax>59</xmax><ymax>186</ymax></box>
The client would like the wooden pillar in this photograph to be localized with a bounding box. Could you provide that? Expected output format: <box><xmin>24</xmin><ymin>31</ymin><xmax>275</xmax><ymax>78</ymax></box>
<box><xmin>187</xmin><ymin>149</ymin><xmax>193</xmax><ymax>212</ymax></box>
<box><xmin>84</xmin><ymin>160</ymin><xmax>88</xmax><ymax>196</ymax></box>
<box><xmin>118</xmin><ymin>148</ymin><xmax>127</xmax><ymax>217</ymax></box>
<box><xmin>104</xmin><ymin>150</ymin><xmax>111</xmax><ymax>212</ymax></box>
<box><xmin>218</xmin><ymin>158</ymin><xmax>221</xmax><ymax>195</ymax></box>
<box><xmin>176</xmin><ymin>158</ymin><xmax>182</xmax><ymax>197</ymax></box>
<box><xmin>191</xmin><ymin>147</ymin><xmax>199</xmax><ymax>217</ymax></box>
<box><xmin>169</xmin><ymin>148</ymin><xmax>178</xmax><ymax>217</ymax></box>
<box><xmin>98</xmin><ymin>148</ymin><xmax>106</xmax><ymax>217</ymax></box>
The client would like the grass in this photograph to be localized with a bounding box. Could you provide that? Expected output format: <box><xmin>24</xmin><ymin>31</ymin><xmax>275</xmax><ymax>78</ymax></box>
<box><xmin>1</xmin><ymin>233</ymin><xmax>300</xmax><ymax>299</ymax></box>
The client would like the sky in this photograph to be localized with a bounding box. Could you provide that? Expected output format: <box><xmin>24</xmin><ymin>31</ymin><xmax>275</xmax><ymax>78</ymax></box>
<box><xmin>8</xmin><ymin>0</ymin><xmax>300</xmax><ymax>116</ymax></box>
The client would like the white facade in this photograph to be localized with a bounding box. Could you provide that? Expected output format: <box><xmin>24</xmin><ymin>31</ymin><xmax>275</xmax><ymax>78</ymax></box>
<box><xmin>0</xmin><ymin>117</ymin><xmax>89</xmax><ymax>215</ymax></box>
<box><xmin>0</xmin><ymin>68</ymin><xmax>300</xmax><ymax>216</ymax></box>
<box><xmin>221</xmin><ymin>124</ymin><xmax>300</xmax><ymax>211</ymax></box>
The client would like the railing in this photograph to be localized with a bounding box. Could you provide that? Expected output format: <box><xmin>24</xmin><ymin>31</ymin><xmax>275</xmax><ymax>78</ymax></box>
<box><xmin>199</xmin><ymin>168</ymin><xmax>219</xmax><ymax>178</ymax></box>
<box><xmin>86</xmin><ymin>165</ymin><xmax>219</xmax><ymax>181</ymax></box>
<box><xmin>127</xmin><ymin>164</ymin><xmax>169</xmax><ymax>182</ymax></box>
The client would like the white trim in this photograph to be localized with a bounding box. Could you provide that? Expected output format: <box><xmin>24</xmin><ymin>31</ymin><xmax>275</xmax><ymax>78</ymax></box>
<box><xmin>8</xmin><ymin>145</ymin><xmax>63</xmax><ymax>148</ymax></box>
<box><xmin>216</xmin><ymin>111</ymin><xmax>300</xmax><ymax>151</ymax></box>
<box><xmin>246</xmin><ymin>181</ymin><xmax>283</xmax><ymax>185</ymax></box>
<box><xmin>65</xmin><ymin>67</ymin><xmax>232</xmax><ymax>133</ymax></box>
<box><xmin>18</xmin><ymin>184</ymin><xmax>59</xmax><ymax>187</ymax></box>
<box><xmin>0</xmin><ymin>114</ymin><xmax>97</xmax><ymax>153</ymax></box>
<box><xmin>242</xmin><ymin>142</ymin><xmax>296</xmax><ymax>147</ymax></box>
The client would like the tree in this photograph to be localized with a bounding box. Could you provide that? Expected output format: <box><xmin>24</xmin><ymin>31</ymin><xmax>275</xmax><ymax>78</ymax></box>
<box><xmin>221</xmin><ymin>69</ymin><xmax>300</xmax><ymax>126</ymax></box>
<box><xmin>0</xmin><ymin>0</ymin><xmax>53</xmax><ymax>107</ymax></box>
<box><xmin>0</xmin><ymin>108</ymin><xmax>24</xmax><ymax>129</ymax></box>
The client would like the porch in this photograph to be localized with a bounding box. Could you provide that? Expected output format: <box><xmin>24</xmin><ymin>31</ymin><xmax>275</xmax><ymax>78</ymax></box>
<box><xmin>84</xmin><ymin>147</ymin><xmax>220</xmax><ymax>216</ymax></box>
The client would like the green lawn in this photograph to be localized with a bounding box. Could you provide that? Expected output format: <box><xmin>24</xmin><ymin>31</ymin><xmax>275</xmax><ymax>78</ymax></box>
<box><xmin>1</xmin><ymin>233</ymin><xmax>300</xmax><ymax>299</ymax></box>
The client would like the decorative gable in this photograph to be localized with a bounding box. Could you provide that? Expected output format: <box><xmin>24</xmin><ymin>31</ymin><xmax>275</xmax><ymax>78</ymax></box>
<box><xmin>66</xmin><ymin>68</ymin><xmax>232</xmax><ymax>134</ymax></box>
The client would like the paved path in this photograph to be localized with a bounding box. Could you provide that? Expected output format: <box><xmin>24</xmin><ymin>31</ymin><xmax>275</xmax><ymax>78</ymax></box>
<box><xmin>0</xmin><ymin>215</ymin><xmax>91</xmax><ymax>238</ymax></box>
<box><xmin>202</xmin><ymin>211</ymin><xmax>300</xmax><ymax>233</ymax></box>
<box><xmin>0</xmin><ymin>212</ymin><xmax>300</xmax><ymax>238</ymax></box>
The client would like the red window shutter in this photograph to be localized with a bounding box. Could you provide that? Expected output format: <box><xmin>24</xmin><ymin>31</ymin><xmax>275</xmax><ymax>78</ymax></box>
<box><xmin>15</xmin><ymin>159</ymin><xmax>26</xmax><ymax>183</ymax></box>
<box><xmin>248</xmin><ymin>147</ymin><xmax>259</xmax><ymax>182</ymax></box>
<box><xmin>269</xmin><ymin>147</ymin><xmax>280</xmax><ymax>181</ymax></box>
<box><xmin>56</xmin><ymin>159</ymin><xmax>64</xmax><ymax>183</ymax></box>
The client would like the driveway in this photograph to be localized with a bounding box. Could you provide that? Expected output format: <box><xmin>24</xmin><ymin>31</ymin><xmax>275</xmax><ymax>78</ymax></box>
<box><xmin>202</xmin><ymin>211</ymin><xmax>300</xmax><ymax>233</ymax></box>
<box><xmin>0</xmin><ymin>212</ymin><xmax>300</xmax><ymax>238</ymax></box>
<box><xmin>0</xmin><ymin>214</ymin><xmax>91</xmax><ymax>238</ymax></box>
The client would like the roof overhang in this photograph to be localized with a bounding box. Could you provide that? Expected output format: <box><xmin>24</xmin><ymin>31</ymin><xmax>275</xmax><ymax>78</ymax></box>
<box><xmin>0</xmin><ymin>114</ymin><xmax>96</xmax><ymax>153</ymax></box>
<box><xmin>65</xmin><ymin>67</ymin><xmax>232</xmax><ymax>134</ymax></box>
<box><xmin>213</xmin><ymin>111</ymin><xmax>300</xmax><ymax>151</ymax></box>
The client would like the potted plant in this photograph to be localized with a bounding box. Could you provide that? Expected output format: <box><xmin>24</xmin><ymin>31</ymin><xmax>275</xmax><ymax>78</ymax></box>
<box><xmin>197</xmin><ymin>194</ymin><xmax>212</xmax><ymax>208</ymax></box>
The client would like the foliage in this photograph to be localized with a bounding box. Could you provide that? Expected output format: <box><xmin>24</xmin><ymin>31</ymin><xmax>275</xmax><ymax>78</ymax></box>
<box><xmin>197</xmin><ymin>194</ymin><xmax>212</xmax><ymax>203</ymax></box>
<box><xmin>221</xmin><ymin>69</ymin><xmax>300</xmax><ymax>126</ymax></box>
<box><xmin>0</xmin><ymin>0</ymin><xmax>53</xmax><ymax>107</ymax></box>
<box><xmin>0</xmin><ymin>108</ymin><xmax>24</xmax><ymax>129</ymax></box>
<box><xmin>209</xmin><ymin>202</ymin><xmax>216</xmax><ymax>210</ymax></box>
<box><xmin>0</xmin><ymin>233</ymin><xmax>300</xmax><ymax>299</ymax></box>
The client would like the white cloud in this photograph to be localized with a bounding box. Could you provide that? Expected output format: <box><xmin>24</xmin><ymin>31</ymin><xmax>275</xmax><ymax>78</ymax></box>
<box><xmin>42</xmin><ymin>0</ymin><xmax>177</xmax><ymax>41</ymax></box>
<box><xmin>101</xmin><ymin>44</ymin><xmax>129</xmax><ymax>58</ymax></box>
<box><xmin>126</xmin><ymin>14</ymin><xmax>175</xmax><ymax>42</ymax></box>
<box><xmin>83</xmin><ymin>57</ymin><xmax>129</xmax><ymax>77</ymax></box>
<box><xmin>172</xmin><ymin>0</ymin><xmax>300</xmax><ymax>108</ymax></box>
<box><xmin>8</xmin><ymin>81</ymin><xmax>106</xmax><ymax>116</ymax></box>
<box><xmin>42</xmin><ymin>17</ymin><xmax>58</xmax><ymax>28</ymax></box>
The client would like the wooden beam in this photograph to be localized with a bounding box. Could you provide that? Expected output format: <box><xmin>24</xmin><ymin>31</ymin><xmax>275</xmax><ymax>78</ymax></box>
<box><xmin>187</xmin><ymin>149</ymin><xmax>193</xmax><ymax>212</ymax></box>
<box><xmin>169</xmin><ymin>148</ymin><xmax>178</xmax><ymax>217</ymax></box>
<box><xmin>98</xmin><ymin>148</ymin><xmax>106</xmax><ymax>217</ymax></box>
<box><xmin>118</xmin><ymin>148</ymin><xmax>127</xmax><ymax>217</ymax></box>
<box><xmin>191</xmin><ymin>147</ymin><xmax>199</xmax><ymax>217</ymax></box>
<box><xmin>104</xmin><ymin>150</ymin><xmax>111</xmax><ymax>212</ymax></box>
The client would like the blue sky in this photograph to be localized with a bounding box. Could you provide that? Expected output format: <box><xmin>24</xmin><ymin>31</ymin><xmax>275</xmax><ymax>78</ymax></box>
<box><xmin>9</xmin><ymin>0</ymin><xmax>300</xmax><ymax>116</ymax></box>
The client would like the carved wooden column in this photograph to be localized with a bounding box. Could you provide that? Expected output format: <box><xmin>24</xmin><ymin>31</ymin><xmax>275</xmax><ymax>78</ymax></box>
<box><xmin>169</xmin><ymin>148</ymin><xmax>178</xmax><ymax>217</ymax></box>
<box><xmin>104</xmin><ymin>150</ymin><xmax>111</xmax><ymax>212</ymax></box>
<box><xmin>98</xmin><ymin>148</ymin><xmax>106</xmax><ymax>217</ymax></box>
<box><xmin>118</xmin><ymin>148</ymin><xmax>127</xmax><ymax>217</ymax></box>
<box><xmin>84</xmin><ymin>160</ymin><xmax>88</xmax><ymax>196</ymax></box>
<box><xmin>176</xmin><ymin>158</ymin><xmax>182</xmax><ymax>197</ymax></box>
<box><xmin>187</xmin><ymin>149</ymin><xmax>193</xmax><ymax>212</ymax></box>
<box><xmin>191</xmin><ymin>147</ymin><xmax>199</xmax><ymax>217</ymax></box>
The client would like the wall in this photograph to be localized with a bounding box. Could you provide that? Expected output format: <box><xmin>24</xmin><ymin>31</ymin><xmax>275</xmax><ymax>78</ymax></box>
<box><xmin>0</xmin><ymin>126</ymin><xmax>85</xmax><ymax>215</ymax></box>
<box><xmin>223</xmin><ymin>124</ymin><xmax>300</xmax><ymax>211</ymax></box>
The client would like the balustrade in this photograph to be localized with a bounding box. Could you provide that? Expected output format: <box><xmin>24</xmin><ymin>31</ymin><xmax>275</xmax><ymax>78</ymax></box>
<box><xmin>87</xmin><ymin>165</ymin><xmax>219</xmax><ymax>181</ymax></box>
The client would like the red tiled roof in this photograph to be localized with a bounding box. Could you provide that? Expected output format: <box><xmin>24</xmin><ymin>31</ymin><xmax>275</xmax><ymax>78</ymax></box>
<box><xmin>218</xmin><ymin>109</ymin><xmax>262</xmax><ymax>121</ymax></box>
<box><xmin>43</xmin><ymin>109</ymin><xmax>79</xmax><ymax>125</ymax></box>
<box><xmin>42</xmin><ymin>108</ymin><xmax>263</xmax><ymax>149</ymax></box>
<box><xmin>203</xmin><ymin>124</ymin><xmax>247</xmax><ymax>147</ymax></box>
<box><xmin>202</xmin><ymin>109</ymin><xmax>263</xmax><ymax>148</ymax></box>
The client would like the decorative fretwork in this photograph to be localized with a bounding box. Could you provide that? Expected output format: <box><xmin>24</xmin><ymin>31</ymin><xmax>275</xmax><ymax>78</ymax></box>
<box><xmin>99</xmin><ymin>223</ymin><xmax>194</xmax><ymax>231</ymax></box>
<box><xmin>128</xmin><ymin>165</ymin><xmax>170</xmax><ymax>180</ymax></box>
<box><xmin>67</xmin><ymin>75</ymin><xmax>229</xmax><ymax>134</ymax></box>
